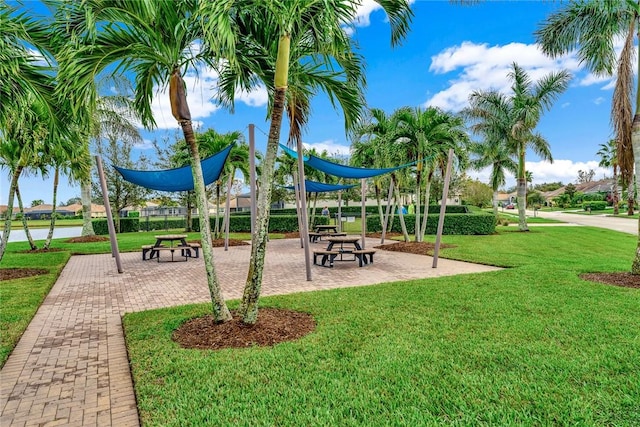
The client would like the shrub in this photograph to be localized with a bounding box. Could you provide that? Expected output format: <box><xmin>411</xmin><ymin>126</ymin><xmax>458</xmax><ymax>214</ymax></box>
<box><xmin>582</xmin><ymin>201</ymin><xmax>607</xmax><ymax>211</ymax></box>
<box><xmin>366</xmin><ymin>212</ymin><xmax>495</xmax><ymax>235</ymax></box>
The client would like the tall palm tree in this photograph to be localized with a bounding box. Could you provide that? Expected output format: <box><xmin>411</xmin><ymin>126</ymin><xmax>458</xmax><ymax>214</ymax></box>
<box><xmin>468</xmin><ymin>63</ymin><xmax>571</xmax><ymax>231</ymax></box>
<box><xmin>535</xmin><ymin>1</ymin><xmax>640</xmax><ymax>270</ymax></box>
<box><xmin>597</xmin><ymin>139</ymin><xmax>620</xmax><ymax>216</ymax></box>
<box><xmin>58</xmin><ymin>0</ymin><xmax>232</xmax><ymax>322</ymax></box>
<box><xmin>202</xmin><ymin>0</ymin><xmax>413</xmax><ymax>324</ymax></box>
<box><xmin>468</xmin><ymin>140</ymin><xmax>517</xmax><ymax>216</ymax></box>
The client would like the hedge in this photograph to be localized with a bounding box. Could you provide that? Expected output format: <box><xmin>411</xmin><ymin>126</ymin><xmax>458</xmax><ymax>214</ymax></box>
<box><xmin>366</xmin><ymin>212</ymin><xmax>495</xmax><ymax>235</ymax></box>
<box><xmin>93</xmin><ymin>210</ymin><xmax>493</xmax><ymax>235</ymax></box>
<box><xmin>582</xmin><ymin>201</ymin><xmax>608</xmax><ymax>211</ymax></box>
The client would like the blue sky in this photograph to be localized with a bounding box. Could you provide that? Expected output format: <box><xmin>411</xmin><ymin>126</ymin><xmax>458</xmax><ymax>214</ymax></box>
<box><xmin>2</xmin><ymin>1</ymin><xmax>619</xmax><ymax>206</ymax></box>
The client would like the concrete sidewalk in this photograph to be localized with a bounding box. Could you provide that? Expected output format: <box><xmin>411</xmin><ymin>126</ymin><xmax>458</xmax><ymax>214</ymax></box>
<box><xmin>0</xmin><ymin>238</ymin><xmax>500</xmax><ymax>426</ymax></box>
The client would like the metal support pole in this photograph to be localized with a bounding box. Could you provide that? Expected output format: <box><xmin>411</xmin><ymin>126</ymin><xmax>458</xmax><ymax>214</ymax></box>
<box><xmin>296</xmin><ymin>140</ymin><xmax>312</xmax><ymax>281</ymax></box>
<box><xmin>95</xmin><ymin>156</ymin><xmax>123</xmax><ymax>273</ymax></box>
<box><xmin>432</xmin><ymin>149</ymin><xmax>454</xmax><ymax>268</ymax></box>
<box><xmin>361</xmin><ymin>178</ymin><xmax>366</xmax><ymax>249</ymax></box>
<box><xmin>337</xmin><ymin>190</ymin><xmax>342</xmax><ymax>233</ymax></box>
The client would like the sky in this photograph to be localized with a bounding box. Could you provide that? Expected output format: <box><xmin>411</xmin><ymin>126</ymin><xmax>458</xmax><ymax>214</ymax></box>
<box><xmin>1</xmin><ymin>1</ymin><xmax>620</xmax><ymax>206</ymax></box>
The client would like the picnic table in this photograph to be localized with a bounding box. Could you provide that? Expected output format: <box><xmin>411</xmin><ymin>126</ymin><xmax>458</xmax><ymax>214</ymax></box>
<box><xmin>314</xmin><ymin>224</ymin><xmax>338</xmax><ymax>233</ymax></box>
<box><xmin>309</xmin><ymin>224</ymin><xmax>345</xmax><ymax>243</ymax></box>
<box><xmin>312</xmin><ymin>235</ymin><xmax>375</xmax><ymax>267</ymax></box>
<box><xmin>142</xmin><ymin>234</ymin><xmax>195</xmax><ymax>262</ymax></box>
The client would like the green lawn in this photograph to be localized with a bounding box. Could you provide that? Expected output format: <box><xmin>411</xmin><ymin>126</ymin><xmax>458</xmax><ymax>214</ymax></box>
<box><xmin>121</xmin><ymin>227</ymin><xmax>640</xmax><ymax>426</ymax></box>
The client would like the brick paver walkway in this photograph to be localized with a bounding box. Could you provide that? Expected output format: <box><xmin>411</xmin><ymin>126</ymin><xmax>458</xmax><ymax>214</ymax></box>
<box><xmin>0</xmin><ymin>238</ymin><xmax>499</xmax><ymax>426</ymax></box>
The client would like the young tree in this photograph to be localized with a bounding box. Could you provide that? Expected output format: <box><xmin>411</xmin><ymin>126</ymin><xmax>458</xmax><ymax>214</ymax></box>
<box><xmin>467</xmin><ymin>63</ymin><xmax>571</xmax><ymax>231</ymax></box>
<box><xmin>597</xmin><ymin>139</ymin><xmax>619</xmax><ymax>215</ymax></box>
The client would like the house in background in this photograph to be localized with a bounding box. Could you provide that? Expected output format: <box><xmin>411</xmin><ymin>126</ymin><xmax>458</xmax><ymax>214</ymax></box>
<box><xmin>542</xmin><ymin>179</ymin><xmax>617</xmax><ymax>205</ymax></box>
<box><xmin>6</xmin><ymin>203</ymin><xmax>106</xmax><ymax>220</ymax></box>
<box><xmin>0</xmin><ymin>205</ymin><xmax>20</xmax><ymax>219</ymax></box>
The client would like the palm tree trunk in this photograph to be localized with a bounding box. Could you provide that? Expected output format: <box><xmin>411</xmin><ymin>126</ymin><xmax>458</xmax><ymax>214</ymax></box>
<box><xmin>613</xmin><ymin>164</ymin><xmax>619</xmax><ymax>216</ymax></box>
<box><xmin>0</xmin><ymin>167</ymin><xmax>22</xmax><ymax>261</ymax></box>
<box><xmin>420</xmin><ymin>177</ymin><xmax>432</xmax><ymax>239</ymax></box>
<box><xmin>492</xmin><ymin>189</ymin><xmax>499</xmax><ymax>216</ymax></box>
<box><xmin>627</xmin><ymin>173</ymin><xmax>635</xmax><ymax>216</ymax></box>
<box><xmin>15</xmin><ymin>184</ymin><xmax>37</xmax><ymax>250</ymax></box>
<box><xmin>171</xmin><ymin>68</ymin><xmax>231</xmax><ymax>321</ymax></box>
<box><xmin>240</xmin><ymin>86</ymin><xmax>287</xmax><ymax>324</ymax></box>
<box><xmin>215</xmin><ymin>182</ymin><xmax>221</xmax><ymax>238</ymax></box>
<box><xmin>43</xmin><ymin>167</ymin><xmax>60</xmax><ymax>250</ymax></box>
<box><xmin>185</xmin><ymin>191</ymin><xmax>193</xmax><ymax>232</ymax></box>
<box><xmin>184</xmin><ymin>120</ymin><xmax>231</xmax><ymax>321</ymax></box>
<box><xmin>415</xmin><ymin>169</ymin><xmax>422</xmax><ymax>242</ymax></box>
<box><xmin>630</xmin><ymin>114</ymin><xmax>640</xmax><ymax>273</ymax></box>
<box><xmin>394</xmin><ymin>185</ymin><xmax>410</xmax><ymax>242</ymax></box>
<box><xmin>80</xmin><ymin>178</ymin><xmax>95</xmax><ymax>236</ymax></box>
<box><xmin>517</xmin><ymin>149</ymin><xmax>529</xmax><ymax>231</ymax></box>
<box><xmin>240</xmin><ymin>34</ymin><xmax>292</xmax><ymax>324</ymax></box>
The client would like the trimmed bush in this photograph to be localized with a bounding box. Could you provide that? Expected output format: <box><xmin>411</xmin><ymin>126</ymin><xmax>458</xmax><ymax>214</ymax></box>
<box><xmin>366</xmin><ymin>212</ymin><xmax>495</xmax><ymax>235</ymax></box>
<box><xmin>582</xmin><ymin>201</ymin><xmax>607</xmax><ymax>211</ymax></box>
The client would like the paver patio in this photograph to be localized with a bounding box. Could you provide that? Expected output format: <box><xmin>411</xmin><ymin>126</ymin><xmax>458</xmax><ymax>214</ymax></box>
<box><xmin>0</xmin><ymin>238</ymin><xmax>500</xmax><ymax>426</ymax></box>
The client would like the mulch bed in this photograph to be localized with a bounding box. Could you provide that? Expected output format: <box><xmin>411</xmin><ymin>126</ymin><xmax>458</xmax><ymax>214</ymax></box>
<box><xmin>374</xmin><ymin>241</ymin><xmax>456</xmax><ymax>255</ymax></box>
<box><xmin>16</xmin><ymin>248</ymin><xmax>65</xmax><ymax>254</ymax></box>
<box><xmin>189</xmin><ymin>239</ymin><xmax>249</xmax><ymax>247</ymax></box>
<box><xmin>65</xmin><ymin>235</ymin><xmax>109</xmax><ymax>243</ymax></box>
<box><xmin>580</xmin><ymin>273</ymin><xmax>640</xmax><ymax>289</ymax></box>
<box><xmin>173</xmin><ymin>308</ymin><xmax>316</xmax><ymax>350</ymax></box>
<box><xmin>0</xmin><ymin>268</ymin><xmax>49</xmax><ymax>281</ymax></box>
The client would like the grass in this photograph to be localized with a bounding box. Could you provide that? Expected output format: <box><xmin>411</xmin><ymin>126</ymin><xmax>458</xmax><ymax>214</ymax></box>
<box><xmin>121</xmin><ymin>226</ymin><xmax>640</xmax><ymax>426</ymax></box>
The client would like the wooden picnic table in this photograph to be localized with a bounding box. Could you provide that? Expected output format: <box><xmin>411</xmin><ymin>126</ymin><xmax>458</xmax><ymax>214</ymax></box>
<box><xmin>150</xmin><ymin>234</ymin><xmax>191</xmax><ymax>262</ymax></box>
<box><xmin>314</xmin><ymin>224</ymin><xmax>339</xmax><ymax>233</ymax></box>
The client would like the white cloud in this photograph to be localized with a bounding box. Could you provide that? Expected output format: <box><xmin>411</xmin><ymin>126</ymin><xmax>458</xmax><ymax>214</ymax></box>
<box><xmin>133</xmin><ymin>139</ymin><xmax>155</xmax><ymax>150</ymax></box>
<box><xmin>148</xmin><ymin>65</ymin><xmax>268</xmax><ymax>129</ymax></box>
<box><xmin>469</xmin><ymin>159</ymin><xmax>611</xmax><ymax>190</ymax></box>
<box><xmin>302</xmin><ymin>140</ymin><xmax>351</xmax><ymax>157</ymax></box>
<box><xmin>352</xmin><ymin>0</ymin><xmax>415</xmax><ymax>27</ymax></box>
<box><xmin>424</xmin><ymin>41</ymin><xmax>607</xmax><ymax>112</ymax></box>
<box><xmin>593</xmin><ymin>97</ymin><xmax>605</xmax><ymax>105</ymax></box>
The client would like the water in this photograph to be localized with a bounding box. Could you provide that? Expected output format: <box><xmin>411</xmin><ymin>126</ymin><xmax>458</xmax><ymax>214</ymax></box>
<box><xmin>6</xmin><ymin>226</ymin><xmax>83</xmax><ymax>243</ymax></box>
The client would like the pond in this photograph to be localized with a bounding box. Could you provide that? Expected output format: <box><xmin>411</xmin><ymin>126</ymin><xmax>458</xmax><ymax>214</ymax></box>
<box><xmin>7</xmin><ymin>226</ymin><xmax>83</xmax><ymax>243</ymax></box>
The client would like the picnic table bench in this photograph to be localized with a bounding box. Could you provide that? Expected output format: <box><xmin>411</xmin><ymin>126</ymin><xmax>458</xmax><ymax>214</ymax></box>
<box><xmin>312</xmin><ymin>250</ymin><xmax>340</xmax><ymax>267</ymax></box>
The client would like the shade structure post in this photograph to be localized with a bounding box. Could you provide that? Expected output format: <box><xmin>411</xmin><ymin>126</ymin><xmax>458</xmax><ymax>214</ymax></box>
<box><xmin>224</xmin><ymin>175</ymin><xmax>232</xmax><ymax>251</ymax></box>
<box><xmin>381</xmin><ymin>178</ymin><xmax>394</xmax><ymax>244</ymax></box>
<box><xmin>361</xmin><ymin>178</ymin><xmax>366</xmax><ymax>249</ymax></box>
<box><xmin>432</xmin><ymin>148</ymin><xmax>454</xmax><ymax>268</ymax></box>
<box><xmin>293</xmin><ymin>167</ymin><xmax>304</xmax><ymax>248</ymax></box>
<box><xmin>249</xmin><ymin>124</ymin><xmax>257</xmax><ymax>235</ymax></box>
<box><xmin>95</xmin><ymin>156</ymin><xmax>123</xmax><ymax>273</ymax></box>
<box><xmin>296</xmin><ymin>140</ymin><xmax>312</xmax><ymax>281</ymax></box>
<box><xmin>337</xmin><ymin>190</ymin><xmax>342</xmax><ymax>233</ymax></box>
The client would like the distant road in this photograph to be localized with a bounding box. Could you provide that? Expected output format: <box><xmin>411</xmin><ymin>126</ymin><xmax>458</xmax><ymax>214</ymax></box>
<box><xmin>527</xmin><ymin>210</ymin><xmax>636</xmax><ymax>236</ymax></box>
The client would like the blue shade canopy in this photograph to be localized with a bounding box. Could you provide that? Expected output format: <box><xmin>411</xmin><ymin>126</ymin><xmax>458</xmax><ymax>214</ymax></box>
<box><xmin>285</xmin><ymin>180</ymin><xmax>356</xmax><ymax>193</ymax></box>
<box><xmin>279</xmin><ymin>143</ymin><xmax>414</xmax><ymax>179</ymax></box>
<box><xmin>279</xmin><ymin>143</ymin><xmax>308</xmax><ymax>161</ymax></box>
<box><xmin>114</xmin><ymin>144</ymin><xmax>233</xmax><ymax>192</ymax></box>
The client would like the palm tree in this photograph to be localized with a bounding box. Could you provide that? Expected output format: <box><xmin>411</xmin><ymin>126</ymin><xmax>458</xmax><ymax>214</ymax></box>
<box><xmin>58</xmin><ymin>1</ymin><xmax>232</xmax><ymax>322</ymax></box>
<box><xmin>202</xmin><ymin>0</ymin><xmax>413</xmax><ymax>324</ymax></box>
<box><xmin>535</xmin><ymin>1</ymin><xmax>640</xmax><ymax>269</ymax></box>
<box><xmin>467</xmin><ymin>63</ymin><xmax>571</xmax><ymax>231</ymax></box>
<box><xmin>597</xmin><ymin>139</ymin><xmax>620</xmax><ymax>215</ymax></box>
<box><xmin>393</xmin><ymin>106</ymin><xmax>469</xmax><ymax>241</ymax></box>
<box><xmin>467</xmin><ymin>140</ymin><xmax>517</xmax><ymax>216</ymax></box>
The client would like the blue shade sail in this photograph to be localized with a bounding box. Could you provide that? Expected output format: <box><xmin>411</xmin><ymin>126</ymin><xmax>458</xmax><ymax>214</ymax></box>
<box><xmin>114</xmin><ymin>144</ymin><xmax>233</xmax><ymax>192</ymax></box>
<box><xmin>285</xmin><ymin>180</ymin><xmax>356</xmax><ymax>193</ymax></box>
<box><xmin>305</xmin><ymin>155</ymin><xmax>412</xmax><ymax>179</ymax></box>
<box><xmin>279</xmin><ymin>143</ymin><xmax>308</xmax><ymax>161</ymax></box>
<box><xmin>280</xmin><ymin>143</ymin><xmax>414</xmax><ymax>178</ymax></box>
